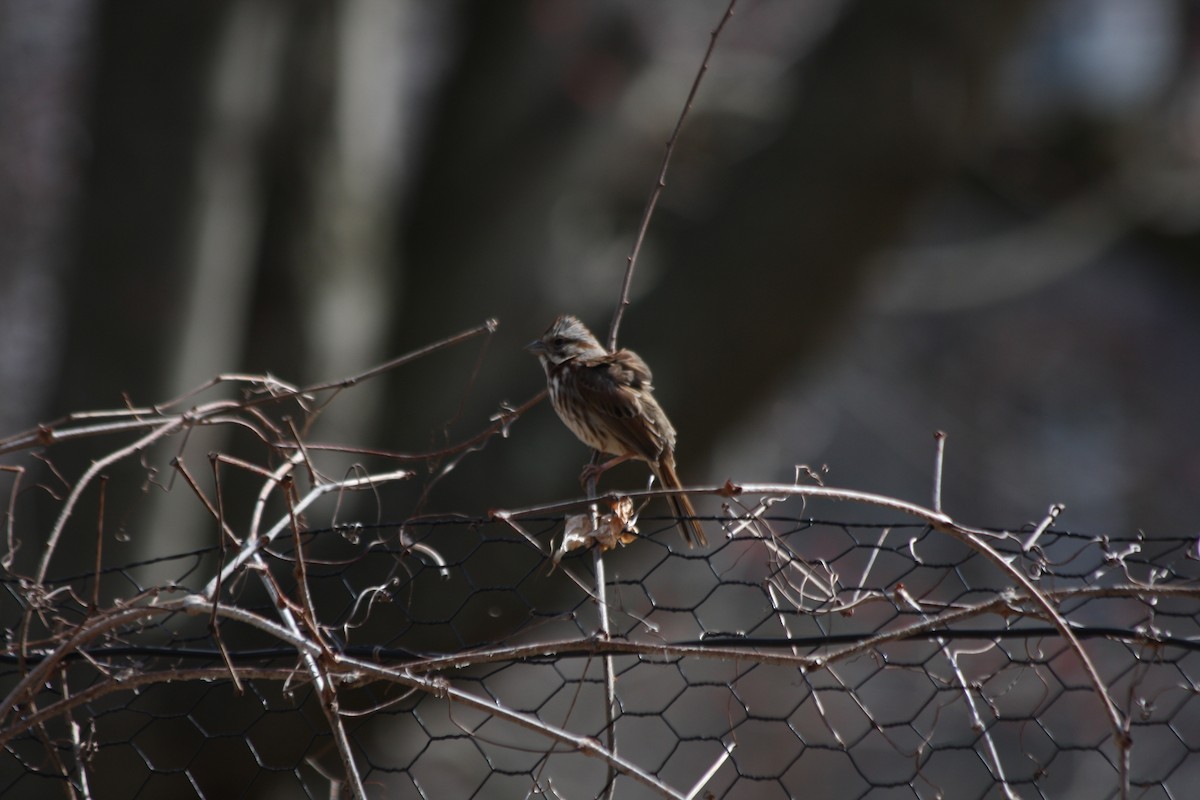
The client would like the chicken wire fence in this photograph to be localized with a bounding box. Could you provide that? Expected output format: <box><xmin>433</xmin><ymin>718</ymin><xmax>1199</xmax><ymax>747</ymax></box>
<box><xmin>4</xmin><ymin>509</ymin><xmax>1200</xmax><ymax>799</ymax></box>
<box><xmin>1</xmin><ymin>363</ymin><xmax>1198</xmax><ymax>800</ymax></box>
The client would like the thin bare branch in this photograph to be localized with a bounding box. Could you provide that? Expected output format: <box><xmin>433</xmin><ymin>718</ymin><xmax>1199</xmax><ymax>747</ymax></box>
<box><xmin>607</xmin><ymin>0</ymin><xmax>739</xmax><ymax>349</ymax></box>
<box><xmin>932</xmin><ymin>430</ymin><xmax>946</xmax><ymax>513</ymax></box>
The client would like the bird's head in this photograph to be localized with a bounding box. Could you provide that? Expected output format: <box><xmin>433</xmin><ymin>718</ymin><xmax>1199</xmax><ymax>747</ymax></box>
<box><xmin>525</xmin><ymin>315</ymin><xmax>607</xmax><ymax>368</ymax></box>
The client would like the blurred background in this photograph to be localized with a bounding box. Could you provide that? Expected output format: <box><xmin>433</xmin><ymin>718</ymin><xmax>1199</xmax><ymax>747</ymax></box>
<box><xmin>6</xmin><ymin>1</ymin><xmax>1200</xmax><ymax>797</ymax></box>
<box><xmin>2</xmin><ymin>0</ymin><xmax>1198</xmax><ymax>565</ymax></box>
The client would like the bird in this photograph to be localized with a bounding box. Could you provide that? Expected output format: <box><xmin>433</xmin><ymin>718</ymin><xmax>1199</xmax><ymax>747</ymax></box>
<box><xmin>526</xmin><ymin>314</ymin><xmax>707</xmax><ymax>548</ymax></box>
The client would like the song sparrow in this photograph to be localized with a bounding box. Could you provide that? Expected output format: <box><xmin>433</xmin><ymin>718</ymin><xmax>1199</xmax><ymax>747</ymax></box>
<box><xmin>526</xmin><ymin>315</ymin><xmax>707</xmax><ymax>548</ymax></box>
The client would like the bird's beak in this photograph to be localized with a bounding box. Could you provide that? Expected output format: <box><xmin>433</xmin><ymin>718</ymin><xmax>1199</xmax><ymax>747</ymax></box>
<box><xmin>525</xmin><ymin>339</ymin><xmax>546</xmax><ymax>355</ymax></box>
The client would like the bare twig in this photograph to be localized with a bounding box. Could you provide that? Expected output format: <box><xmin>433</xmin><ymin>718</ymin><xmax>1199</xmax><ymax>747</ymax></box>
<box><xmin>893</xmin><ymin>584</ymin><xmax>1019</xmax><ymax>800</ymax></box>
<box><xmin>932</xmin><ymin>430</ymin><xmax>946</xmax><ymax>513</ymax></box>
<box><xmin>172</xmin><ymin>456</ymin><xmax>241</xmax><ymax>546</ymax></box>
<box><xmin>0</xmin><ymin>465</ymin><xmax>23</xmax><ymax>569</ymax></box>
<box><xmin>36</xmin><ymin>417</ymin><xmax>194</xmax><ymax>584</ymax></box>
<box><xmin>496</xmin><ymin>480</ymin><xmax>957</xmax><ymax>524</ymax></box>
<box><xmin>1</xmin><ymin>605</ymin><xmax>161</xmax><ymax>730</ymax></box>
<box><xmin>594</xmin><ymin>546</ymin><xmax>618</xmax><ymax>800</ymax></box>
<box><xmin>203</xmin><ymin>465</ymin><xmax>413</xmax><ymax>598</ymax></box>
<box><xmin>1022</xmin><ymin>502</ymin><xmax>1065</xmax><ymax>552</ymax></box>
<box><xmin>684</xmin><ymin>743</ymin><xmax>735</xmax><ymax>800</ymax></box>
<box><xmin>302</xmin><ymin>318</ymin><xmax>498</xmax><ymax>398</ymax></box>
<box><xmin>90</xmin><ymin>476</ymin><xmax>106</xmax><ymax>612</ymax></box>
<box><xmin>205</xmin><ymin>453</ymin><xmax>243</xmax><ymax>692</ymax></box>
<box><xmin>283</xmin><ymin>475</ymin><xmax>326</xmax><ymax>648</ymax></box>
<box><xmin>244</xmin><ymin>500</ymin><xmax>366</xmax><ymax>800</ymax></box>
<box><xmin>0</xmin><ymin>319</ymin><xmax>500</xmax><ymax>459</ymax></box>
<box><xmin>274</xmin><ymin>388</ymin><xmax>548</xmax><ymax>464</ymax></box>
<box><xmin>607</xmin><ymin>0</ymin><xmax>739</xmax><ymax>349</ymax></box>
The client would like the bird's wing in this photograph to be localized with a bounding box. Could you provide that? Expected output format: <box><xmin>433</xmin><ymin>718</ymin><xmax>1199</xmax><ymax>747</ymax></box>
<box><xmin>573</xmin><ymin>352</ymin><xmax>670</xmax><ymax>459</ymax></box>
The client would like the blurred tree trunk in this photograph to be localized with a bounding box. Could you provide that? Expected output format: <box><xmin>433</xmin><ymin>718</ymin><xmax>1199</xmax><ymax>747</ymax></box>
<box><xmin>58</xmin><ymin>0</ymin><xmax>232</xmax><ymax>418</ymax></box>
<box><xmin>52</xmin><ymin>0</ymin><xmax>440</xmax><ymax>565</ymax></box>
<box><xmin>646</xmin><ymin>1</ymin><xmax>1043</xmax><ymax>454</ymax></box>
<box><xmin>38</xmin><ymin>0</ymin><xmax>1043</xmax><ymax>543</ymax></box>
<box><xmin>391</xmin><ymin>0</ymin><xmax>1042</xmax><ymax>510</ymax></box>
<box><xmin>0</xmin><ymin>0</ymin><xmax>96</xmax><ymax>434</ymax></box>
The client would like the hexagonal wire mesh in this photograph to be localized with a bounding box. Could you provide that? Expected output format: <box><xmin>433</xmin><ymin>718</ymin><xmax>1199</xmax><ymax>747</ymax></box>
<box><xmin>3</xmin><ymin>482</ymin><xmax>1199</xmax><ymax>799</ymax></box>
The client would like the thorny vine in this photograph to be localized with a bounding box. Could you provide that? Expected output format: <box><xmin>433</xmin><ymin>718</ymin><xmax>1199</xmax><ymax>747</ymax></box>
<box><xmin>0</xmin><ymin>326</ymin><xmax>1197</xmax><ymax>797</ymax></box>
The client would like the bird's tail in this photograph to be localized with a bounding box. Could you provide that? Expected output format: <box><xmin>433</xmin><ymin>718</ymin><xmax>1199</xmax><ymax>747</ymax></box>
<box><xmin>653</xmin><ymin>457</ymin><xmax>708</xmax><ymax>548</ymax></box>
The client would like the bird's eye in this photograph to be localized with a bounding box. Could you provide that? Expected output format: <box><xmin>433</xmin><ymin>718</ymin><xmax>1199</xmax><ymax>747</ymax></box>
<box><xmin>553</xmin><ymin>337</ymin><xmax>565</xmax><ymax>347</ymax></box>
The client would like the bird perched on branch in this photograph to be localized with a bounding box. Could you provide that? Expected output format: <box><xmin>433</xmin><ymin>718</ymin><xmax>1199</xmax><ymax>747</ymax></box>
<box><xmin>526</xmin><ymin>315</ymin><xmax>707</xmax><ymax>548</ymax></box>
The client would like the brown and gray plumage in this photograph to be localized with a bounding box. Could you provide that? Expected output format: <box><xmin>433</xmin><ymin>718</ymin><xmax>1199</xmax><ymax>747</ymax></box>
<box><xmin>526</xmin><ymin>315</ymin><xmax>707</xmax><ymax>548</ymax></box>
